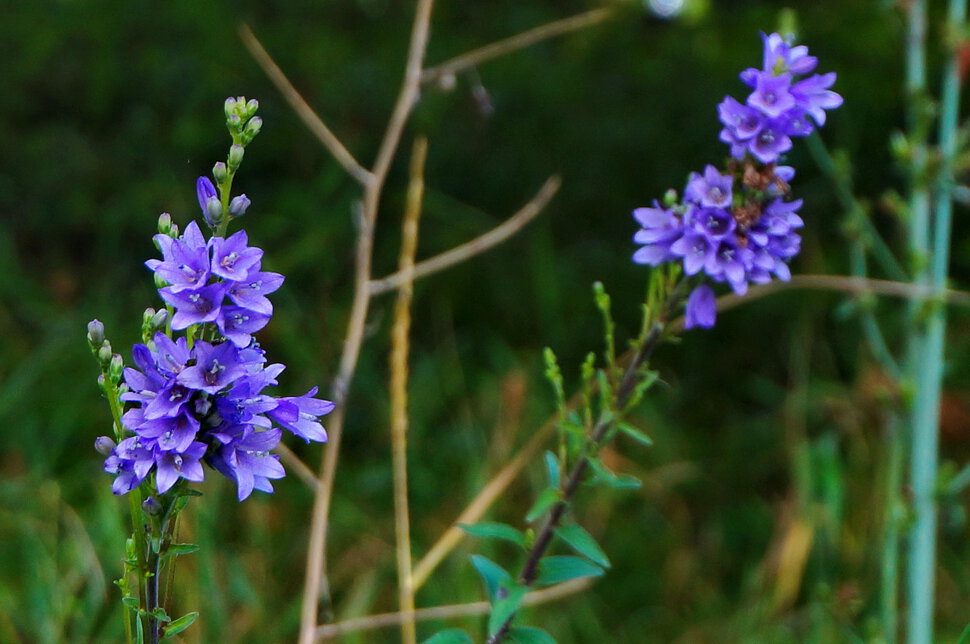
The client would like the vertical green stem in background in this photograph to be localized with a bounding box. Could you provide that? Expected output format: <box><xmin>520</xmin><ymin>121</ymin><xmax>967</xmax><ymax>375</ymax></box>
<box><xmin>906</xmin><ymin>2</ymin><xmax>966</xmax><ymax>643</ymax></box>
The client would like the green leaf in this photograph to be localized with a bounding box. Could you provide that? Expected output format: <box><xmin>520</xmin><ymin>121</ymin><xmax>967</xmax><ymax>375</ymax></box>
<box><xmin>459</xmin><ymin>522</ymin><xmax>526</xmax><ymax>548</ymax></box>
<box><xmin>509</xmin><ymin>626</ymin><xmax>558</xmax><ymax>644</ymax></box>
<box><xmin>135</xmin><ymin>614</ymin><xmax>144</xmax><ymax>644</ymax></box>
<box><xmin>617</xmin><ymin>422</ymin><xmax>653</xmax><ymax>447</ymax></box>
<box><xmin>122</xmin><ymin>596</ymin><xmax>140</xmax><ymax>611</ymax></box>
<box><xmin>422</xmin><ymin>629</ymin><xmax>473</xmax><ymax>644</ymax></box>
<box><xmin>587</xmin><ymin>456</ymin><xmax>641</xmax><ymax>489</ymax></box>
<box><xmin>470</xmin><ymin>554</ymin><xmax>512</xmax><ymax>601</ymax></box>
<box><xmin>525</xmin><ymin>487</ymin><xmax>561</xmax><ymax>523</ymax></box>
<box><xmin>488</xmin><ymin>584</ymin><xmax>527</xmax><ymax>636</ymax></box>
<box><xmin>167</xmin><ymin>542</ymin><xmax>201</xmax><ymax>556</ymax></box>
<box><xmin>163</xmin><ymin>612</ymin><xmax>199</xmax><ymax>638</ymax></box>
<box><xmin>555</xmin><ymin>524</ymin><xmax>611</xmax><ymax>568</ymax></box>
<box><xmin>535</xmin><ymin>556</ymin><xmax>604</xmax><ymax>586</ymax></box>
<box><xmin>543</xmin><ymin>451</ymin><xmax>561</xmax><ymax>488</ymax></box>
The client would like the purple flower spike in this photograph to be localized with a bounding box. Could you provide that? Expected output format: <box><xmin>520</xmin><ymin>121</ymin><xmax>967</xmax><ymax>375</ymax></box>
<box><xmin>685</xmin><ymin>285</ymin><xmax>717</xmax><ymax>330</ymax></box>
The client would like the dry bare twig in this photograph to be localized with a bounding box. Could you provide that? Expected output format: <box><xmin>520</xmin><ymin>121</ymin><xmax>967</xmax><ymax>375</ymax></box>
<box><xmin>369</xmin><ymin>176</ymin><xmax>561</xmax><ymax>296</ymax></box>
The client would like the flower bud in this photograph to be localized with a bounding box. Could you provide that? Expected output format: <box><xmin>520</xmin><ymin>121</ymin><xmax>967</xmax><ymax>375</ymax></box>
<box><xmin>196</xmin><ymin>176</ymin><xmax>218</xmax><ymax>217</ymax></box>
<box><xmin>212</xmin><ymin>161</ymin><xmax>228</xmax><ymax>184</ymax></box>
<box><xmin>224</xmin><ymin>96</ymin><xmax>237</xmax><ymax>120</ymax></box>
<box><xmin>663</xmin><ymin>189</ymin><xmax>678</xmax><ymax>207</ymax></box>
<box><xmin>228</xmin><ymin>194</ymin><xmax>251</xmax><ymax>217</ymax></box>
<box><xmin>87</xmin><ymin>319</ymin><xmax>105</xmax><ymax>348</ymax></box>
<box><xmin>94</xmin><ymin>435</ymin><xmax>116</xmax><ymax>456</ymax></box>
<box><xmin>205</xmin><ymin>196</ymin><xmax>223</xmax><ymax>226</ymax></box>
<box><xmin>157</xmin><ymin>212</ymin><xmax>174</xmax><ymax>236</ymax></box>
<box><xmin>154</xmin><ymin>272</ymin><xmax>169</xmax><ymax>290</ymax></box>
<box><xmin>109</xmin><ymin>354</ymin><xmax>124</xmax><ymax>381</ymax></box>
<box><xmin>243</xmin><ymin>116</ymin><xmax>262</xmax><ymax>141</ymax></box>
<box><xmin>97</xmin><ymin>373</ymin><xmax>106</xmax><ymax>389</ymax></box>
<box><xmin>142</xmin><ymin>307</ymin><xmax>156</xmax><ymax>327</ymax></box>
<box><xmin>98</xmin><ymin>343</ymin><xmax>113</xmax><ymax>366</ymax></box>
<box><xmin>228</xmin><ymin>144</ymin><xmax>245</xmax><ymax>170</ymax></box>
<box><xmin>245</xmin><ymin>98</ymin><xmax>259</xmax><ymax>117</ymax></box>
<box><xmin>227</xmin><ymin>113</ymin><xmax>242</xmax><ymax>130</ymax></box>
<box><xmin>151</xmin><ymin>308</ymin><xmax>169</xmax><ymax>330</ymax></box>
<box><xmin>142</xmin><ymin>496</ymin><xmax>163</xmax><ymax>516</ymax></box>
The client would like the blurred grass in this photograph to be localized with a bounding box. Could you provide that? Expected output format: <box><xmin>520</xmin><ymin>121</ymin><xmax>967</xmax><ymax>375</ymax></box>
<box><xmin>3</xmin><ymin>0</ymin><xmax>970</xmax><ymax>642</ymax></box>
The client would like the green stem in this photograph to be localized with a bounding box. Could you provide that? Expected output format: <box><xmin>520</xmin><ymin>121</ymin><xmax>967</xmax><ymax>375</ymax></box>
<box><xmin>906</xmin><ymin>2</ymin><xmax>965</xmax><ymax>644</ymax></box>
<box><xmin>882</xmin><ymin>414</ymin><xmax>903</xmax><ymax>644</ymax></box>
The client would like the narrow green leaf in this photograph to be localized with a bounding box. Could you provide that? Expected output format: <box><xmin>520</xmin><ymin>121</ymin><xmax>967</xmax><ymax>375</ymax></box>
<box><xmin>459</xmin><ymin>522</ymin><xmax>526</xmax><ymax>548</ymax></box>
<box><xmin>509</xmin><ymin>626</ymin><xmax>558</xmax><ymax>644</ymax></box>
<box><xmin>488</xmin><ymin>584</ymin><xmax>528</xmax><ymax>636</ymax></box>
<box><xmin>135</xmin><ymin>614</ymin><xmax>144</xmax><ymax>644</ymax></box>
<box><xmin>535</xmin><ymin>556</ymin><xmax>604</xmax><ymax>586</ymax></box>
<box><xmin>151</xmin><ymin>606</ymin><xmax>171</xmax><ymax>622</ymax></box>
<box><xmin>555</xmin><ymin>524</ymin><xmax>611</xmax><ymax>568</ymax></box>
<box><xmin>167</xmin><ymin>543</ymin><xmax>201</xmax><ymax>556</ymax></box>
<box><xmin>122</xmin><ymin>596</ymin><xmax>140</xmax><ymax>610</ymax></box>
<box><xmin>525</xmin><ymin>487</ymin><xmax>561</xmax><ymax>523</ymax></box>
<box><xmin>163</xmin><ymin>612</ymin><xmax>199</xmax><ymax>638</ymax></box>
<box><xmin>617</xmin><ymin>422</ymin><xmax>653</xmax><ymax>447</ymax></box>
<box><xmin>587</xmin><ymin>456</ymin><xmax>641</xmax><ymax>489</ymax></box>
<box><xmin>470</xmin><ymin>554</ymin><xmax>512</xmax><ymax>601</ymax></box>
<box><xmin>543</xmin><ymin>451</ymin><xmax>560</xmax><ymax>488</ymax></box>
<box><xmin>422</xmin><ymin>629</ymin><xmax>473</xmax><ymax>644</ymax></box>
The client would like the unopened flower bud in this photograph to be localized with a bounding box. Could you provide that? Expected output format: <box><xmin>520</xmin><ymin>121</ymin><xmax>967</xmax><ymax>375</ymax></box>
<box><xmin>98</xmin><ymin>343</ymin><xmax>113</xmax><ymax>366</ymax></box>
<box><xmin>94</xmin><ymin>436</ymin><xmax>116</xmax><ymax>456</ymax></box>
<box><xmin>224</xmin><ymin>96</ymin><xmax>237</xmax><ymax>120</ymax></box>
<box><xmin>151</xmin><ymin>309</ymin><xmax>169</xmax><ymax>329</ymax></box>
<box><xmin>243</xmin><ymin>116</ymin><xmax>262</xmax><ymax>141</ymax></box>
<box><xmin>228</xmin><ymin>144</ymin><xmax>245</xmax><ymax>169</ymax></box>
<box><xmin>196</xmin><ymin>176</ymin><xmax>218</xmax><ymax>218</ymax></box>
<box><xmin>142</xmin><ymin>496</ymin><xmax>163</xmax><ymax>516</ymax></box>
<box><xmin>142</xmin><ymin>307</ymin><xmax>156</xmax><ymax>327</ymax></box>
<box><xmin>87</xmin><ymin>319</ymin><xmax>105</xmax><ymax>347</ymax></box>
<box><xmin>663</xmin><ymin>189</ymin><xmax>678</xmax><ymax>207</ymax></box>
<box><xmin>228</xmin><ymin>194</ymin><xmax>251</xmax><ymax>217</ymax></box>
<box><xmin>97</xmin><ymin>373</ymin><xmax>106</xmax><ymax>389</ymax></box>
<box><xmin>157</xmin><ymin>212</ymin><xmax>174</xmax><ymax>236</ymax></box>
<box><xmin>212</xmin><ymin>161</ymin><xmax>228</xmax><ymax>184</ymax></box>
<box><xmin>205</xmin><ymin>196</ymin><xmax>223</xmax><ymax>226</ymax></box>
<box><xmin>227</xmin><ymin>113</ymin><xmax>242</xmax><ymax>130</ymax></box>
<box><xmin>109</xmin><ymin>354</ymin><xmax>124</xmax><ymax>381</ymax></box>
<box><xmin>245</xmin><ymin>98</ymin><xmax>259</xmax><ymax>117</ymax></box>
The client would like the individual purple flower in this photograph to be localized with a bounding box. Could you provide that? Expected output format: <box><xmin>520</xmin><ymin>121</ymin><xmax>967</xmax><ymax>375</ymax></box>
<box><xmin>685</xmin><ymin>165</ymin><xmax>733</xmax><ymax>208</ymax></box>
<box><xmin>684</xmin><ymin>285</ymin><xmax>717</xmax><ymax>330</ymax></box>
<box><xmin>229</xmin><ymin>194</ymin><xmax>251</xmax><ymax>217</ymax></box>
<box><xmin>160</xmin><ymin>282</ymin><xmax>228</xmax><ymax>329</ymax></box>
<box><xmin>749</xmin><ymin>119</ymin><xmax>793</xmax><ymax>164</ymax></box>
<box><xmin>210</xmin><ymin>230</ymin><xmax>263</xmax><ymax>282</ymax></box>
<box><xmin>747</xmin><ymin>72</ymin><xmax>796</xmax><ymax>118</ymax></box>
<box><xmin>146</xmin><ymin>221</ymin><xmax>211</xmax><ymax>292</ymax></box>
<box><xmin>632</xmin><ymin>204</ymin><xmax>683</xmax><ymax>266</ymax></box>
<box><xmin>268</xmin><ymin>387</ymin><xmax>335</xmax><ymax>443</ymax></box>
<box><xmin>227</xmin><ymin>270</ymin><xmax>284</xmax><ymax>316</ymax></box>
<box><xmin>209</xmin><ymin>428</ymin><xmax>286</xmax><ymax>501</ymax></box>
<box><xmin>156</xmin><ymin>441</ymin><xmax>207</xmax><ymax>494</ymax></box>
<box><xmin>177</xmin><ymin>340</ymin><xmax>246</xmax><ymax>394</ymax></box>
<box><xmin>217</xmin><ymin>306</ymin><xmax>272</xmax><ymax>348</ymax></box>
<box><xmin>670</xmin><ymin>232</ymin><xmax>715</xmax><ymax>275</ymax></box>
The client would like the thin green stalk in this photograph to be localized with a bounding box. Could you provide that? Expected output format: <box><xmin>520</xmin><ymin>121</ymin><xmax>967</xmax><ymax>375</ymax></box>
<box><xmin>906</xmin><ymin>3</ymin><xmax>966</xmax><ymax>644</ymax></box>
<box><xmin>882</xmin><ymin>415</ymin><xmax>904</xmax><ymax>644</ymax></box>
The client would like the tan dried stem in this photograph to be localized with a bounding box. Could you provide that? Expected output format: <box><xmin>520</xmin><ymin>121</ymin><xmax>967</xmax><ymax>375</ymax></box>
<box><xmin>369</xmin><ymin>176</ymin><xmax>561</xmax><ymax>296</ymax></box>
<box><xmin>389</xmin><ymin>137</ymin><xmax>427</xmax><ymax>644</ymax></box>
<box><xmin>421</xmin><ymin>7</ymin><xmax>616</xmax><ymax>86</ymax></box>
<box><xmin>299</xmin><ymin>2</ymin><xmax>435</xmax><ymax>642</ymax></box>
<box><xmin>314</xmin><ymin>578</ymin><xmax>593</xmax><ymax>640</ymax></box>
<box><xmin>238</xmin><ymin>24</ymin><xmax>373</xmax><ymax>187</ymax></box>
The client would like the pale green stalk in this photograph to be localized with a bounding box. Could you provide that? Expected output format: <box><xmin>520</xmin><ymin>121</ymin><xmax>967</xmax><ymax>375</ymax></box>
<box><xmin>906</xmin><ymin>2</ymin><xmax>966</xmax><ymax>643</ymax></box>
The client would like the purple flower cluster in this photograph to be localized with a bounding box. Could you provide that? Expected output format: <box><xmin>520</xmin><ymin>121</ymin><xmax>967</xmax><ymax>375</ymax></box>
<box><xmin>719</xmin><ymin>32</ymin><xmax>842</xmax><ymax>164</ymax></box>
<box><xmin>632</xmin><ymin>33</ymin><xmax>841</xmax><ymax>329</ymax></box>
<box><xmin>102</xmin><ymin>206</ymin><xmax>333</xmax><ymax>501</ymax></box>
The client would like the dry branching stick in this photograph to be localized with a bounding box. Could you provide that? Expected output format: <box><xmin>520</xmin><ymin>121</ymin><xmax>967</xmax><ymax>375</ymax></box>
<box><xmin>238</xmin><ymin>24</ymin><xmax>372</xmax><ymax>187</ymax></box>
<box><xmin>369</xmin><ymin>176</ymin><xmax>561</xmax><ymax>296</ymax></box>
<box><xmin>314</xmin><ymin>578</ymin><xmax>594</xmax><ymax>640</ymax></box>
<box><xmin>389</xmin><ymin>137</ymin><xmax>427</xmax><ymax>644</ymax></box>
<box><xmin>421</xmin><ymin>7</ymin><xmax>617</xmax><ymax>86</ymax></box>
<box><xmin>298</xmin><ymin>2</ymin><xmax>435</xmax><ymax>642</ymax></box>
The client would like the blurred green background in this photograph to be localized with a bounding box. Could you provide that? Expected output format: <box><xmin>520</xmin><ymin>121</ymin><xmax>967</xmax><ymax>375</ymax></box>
<box><xmin>3</xmin><ymin>0</ymin><xmax>970</xmax><ymax>642</ymax></box>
